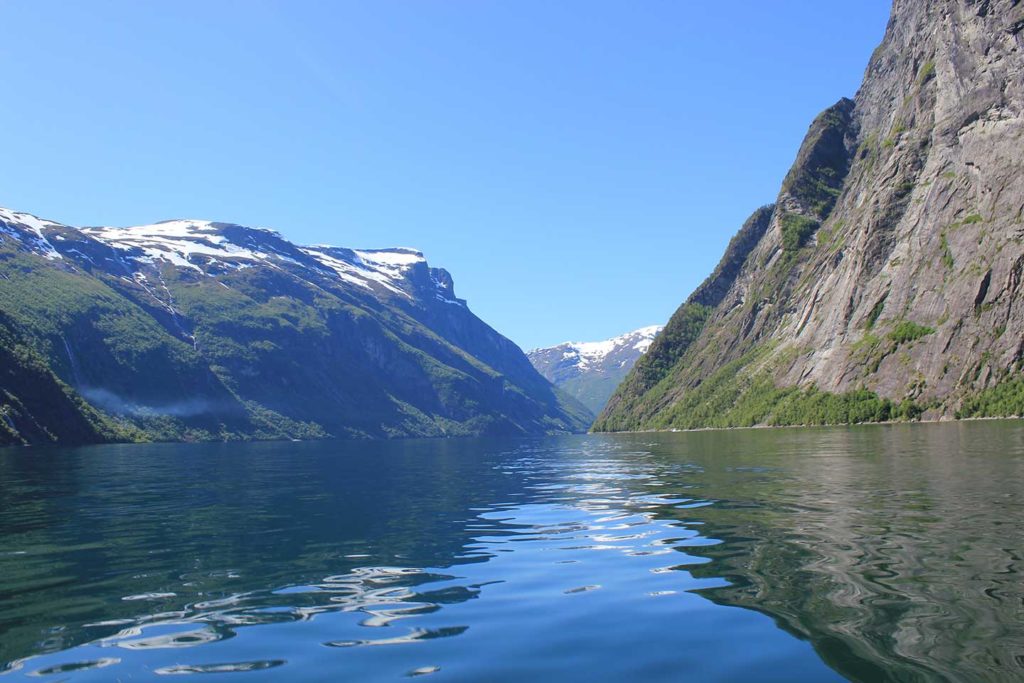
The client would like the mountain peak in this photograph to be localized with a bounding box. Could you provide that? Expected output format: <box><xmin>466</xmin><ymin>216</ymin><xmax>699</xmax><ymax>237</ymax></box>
<box><xmin>529</xmin><ymin>325</ymin><xmax>663</xmax><ymax>414</ymax></box>
<box><xmin>546</xmin><ymin>325</ymin><xmax>663</xmax><ymax>364</ymax></box>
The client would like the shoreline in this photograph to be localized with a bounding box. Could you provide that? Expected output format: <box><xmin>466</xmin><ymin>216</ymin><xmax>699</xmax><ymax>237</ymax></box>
<box><xmin>588</xmin><ymin>413</ymin><xmax>1024</xmax><ymax>436</ymax></box>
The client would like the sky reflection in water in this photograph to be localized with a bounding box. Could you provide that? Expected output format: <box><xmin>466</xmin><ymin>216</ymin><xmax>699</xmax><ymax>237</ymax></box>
<box><xmin>1</xmin><ymin>421</ymin><xmax>1023</xmax><ymax>681</ymax></box>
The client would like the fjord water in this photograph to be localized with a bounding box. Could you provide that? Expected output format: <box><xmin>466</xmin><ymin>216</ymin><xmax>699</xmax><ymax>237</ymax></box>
<box><xmin>2</xmin><ymin>423</ymin><xmax>1023</xmax><ymax>682</ymax></box>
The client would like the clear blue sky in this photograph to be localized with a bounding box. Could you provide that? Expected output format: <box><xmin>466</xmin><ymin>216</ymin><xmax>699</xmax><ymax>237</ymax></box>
<box><xmin>0</xmin><ymin>1</ymin><xmax>891</xmax><ymax>350</ymax></box>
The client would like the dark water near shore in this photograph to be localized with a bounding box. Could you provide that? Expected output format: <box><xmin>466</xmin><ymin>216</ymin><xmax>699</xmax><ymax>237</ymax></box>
<box><xmin>2</xmin><ymin>422</ymin><xmax>1023</xmax><ymax>682</ymax></box>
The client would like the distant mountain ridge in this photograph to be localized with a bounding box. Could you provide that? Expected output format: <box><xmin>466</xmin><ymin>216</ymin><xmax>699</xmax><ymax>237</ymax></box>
<box><xmin>528</xmin><ymin>326</ymin><xmax>662</xmax><ymax>414</ymax></box>
<box><xmin>0</xmin><ymin>207</ymin><xmax>591</xmax><ymax>445</ymax></box>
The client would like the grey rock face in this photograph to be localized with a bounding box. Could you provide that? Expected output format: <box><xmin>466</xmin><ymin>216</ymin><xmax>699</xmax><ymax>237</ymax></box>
<box><xmin>598</xmin><ymin>0</ymin><xmax>1024</xmax><ymax>429</ymax></box>
<box><xmin>788</xmin><ymin>0</ymin><xmax>1024</xmax><ymax>407</ymax></box>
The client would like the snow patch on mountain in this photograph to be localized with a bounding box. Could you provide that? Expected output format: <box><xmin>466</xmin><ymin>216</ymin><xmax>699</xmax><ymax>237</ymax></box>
<box><xmin>302</xmin><ymin>246</ymin><xmax>431</xmax><ymax>299</ymax></box>
<box><xmin>353</xmin><ymin>248</ymin><xmax>425</xmax><ymax>268</ymax></box>
<box><xmin>302</xmin><ymin>246</ymin><xmax>408</xmax><ymax>296</ymax></box>
<box><xmin>82</xmin><ymin>221</ymin><xmax>432</xmax><ymax>297</ymax></box>
<box><xmin>550</xmin><ymin>325</ymin><xmax>663</xmax><ymax>370</ymax></box>
<box><xmin>83</xmin><ymin>220</ymin><xmax>276</xmax><ymax>271</ymax></box>
<box><xmin>1</xmin><ymin>207</ymin><xmax>463</xmax><ymax>308</ymax></box>
<box><xmin>527</xmin><ymin>325</ymin><xmax>664</xmax><ymax>415</ymax></box>
<box><xmin>0</xmin><ymin>207</ymin><xmax>63</xmax><ymax>260</ymax></box>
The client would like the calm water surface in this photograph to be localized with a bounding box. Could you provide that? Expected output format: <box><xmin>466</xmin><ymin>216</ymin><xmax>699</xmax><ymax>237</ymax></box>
<box><xmin>2</xmin><ymin>422</ymin><xmax>1023</xmax><ymax>682</ymax></box>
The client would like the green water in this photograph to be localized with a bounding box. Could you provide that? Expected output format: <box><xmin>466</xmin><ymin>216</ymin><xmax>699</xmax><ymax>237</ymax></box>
<box><xmin>1</xmin><ymin>421</ymin><xmax>1022</xmax><ymax>681</ymax></box>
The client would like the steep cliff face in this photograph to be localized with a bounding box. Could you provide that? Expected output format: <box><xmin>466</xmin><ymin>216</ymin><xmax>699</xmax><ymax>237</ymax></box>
<box><xmin>598</xmin><ymin>0</ymin><xmax>1024</xmax><ymax>431</ymax></box>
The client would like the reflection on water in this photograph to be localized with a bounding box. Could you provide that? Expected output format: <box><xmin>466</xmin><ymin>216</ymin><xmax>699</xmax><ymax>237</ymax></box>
<box><xmin>1</xmin><ymin>422</ymin><xmax>1022</xmax><ymax>681</ymax></box>
<box><xmin>668</xmin><ymin>424</ymin><xmax>1024</xmax><ymax>683</ymax></box>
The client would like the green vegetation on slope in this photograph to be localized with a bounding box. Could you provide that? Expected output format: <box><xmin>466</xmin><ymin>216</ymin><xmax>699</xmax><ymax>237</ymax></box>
<box><xmin>596</xmin><ymin>303</ymin><xmax>712</xmax><ymax>429</ymax></box>
<box><xmin>599</xmin><ymin>205</ymin><xmax>779</xmax><ymax>429</ymax></box>
<box><xmin>0</xmin><ymin>311</ymin><xmax>124</xmax><ymax>446</ymax></box>
<box><xmin>636</xmin><ymin>344</ymin><xmax>924</xmax><ymax>431</ymax></box>
<box><xmin>887</xmin><ymin>321</ymin><xmax>934</xmax><ymax>345</ymax></box>
<box><xmin>957</xmin><ymin>378</ymin><xmax>1024</xmax><ymax>419</ymax></box>
<box><xmin>0</xmin><ymin>248</ymin><xmax>278</xmax><ymax>442</ymax></box>
<box><xmin>781</xmin><ymin>213</ymin><xmax>820</xmax><ymax>252</ymax></box>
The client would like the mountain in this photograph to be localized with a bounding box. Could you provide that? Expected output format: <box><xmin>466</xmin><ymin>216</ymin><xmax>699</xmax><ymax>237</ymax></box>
<box><xmin>0</xmin><ymin>207</ymin><xmax>591</xmax><ymax>445</ymax></box>
<box><xmin>596</xmin><ymin>0</ymin><xmax>1024</xmax><ymax>432</ymax></box>
<box><xmin>528</xmin><ymin>326</ymin><xmax>662</xmax><ymax>414</ymax></box>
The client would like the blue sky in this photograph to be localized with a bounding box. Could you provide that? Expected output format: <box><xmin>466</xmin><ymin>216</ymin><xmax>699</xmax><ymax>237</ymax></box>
<box><xmin>0</xmin><ymin>1</ymin><xmax>891</xmax><ymax>350</ymax></box>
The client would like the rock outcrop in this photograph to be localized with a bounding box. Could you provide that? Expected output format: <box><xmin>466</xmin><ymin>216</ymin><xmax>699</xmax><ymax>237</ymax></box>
<box><xmin>597</xmin><ymin>0</ymin><xmax>1024</xmax><ymax>430</ymax></box>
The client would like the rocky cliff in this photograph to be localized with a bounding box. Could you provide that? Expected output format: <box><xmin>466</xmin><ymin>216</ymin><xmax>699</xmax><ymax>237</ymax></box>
<box><xmin>0</xmin><ymin>208</ymin><xmax>591</xmax><ymax>444</ymax></box>
<box><xmin>597</xmin><ymin>0</ymin><xmax>1024</xmax><ymax>431</ymax></box>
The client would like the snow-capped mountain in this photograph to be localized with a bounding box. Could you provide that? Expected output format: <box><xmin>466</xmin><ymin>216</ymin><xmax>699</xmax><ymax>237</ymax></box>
<box><xmin>0</xmin><ymin>206</ymin><xmax>590</xmax><ymax>445</ymax></box>
<box><xmin>71</xmin><ymin>218</ymin><xmax>465</xmax><ymax>306</ymax></box>
<box><xmin>528</xmin><ymin>326</ymin><xmax>663</xmax><ymax>414</ymax></box>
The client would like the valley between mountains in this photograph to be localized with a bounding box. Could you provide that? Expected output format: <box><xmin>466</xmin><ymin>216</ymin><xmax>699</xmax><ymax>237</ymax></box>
<box><xmin>3</xmin><ymin>0</ymin><xmax>1024</xmax><ymax>446</ymax></box>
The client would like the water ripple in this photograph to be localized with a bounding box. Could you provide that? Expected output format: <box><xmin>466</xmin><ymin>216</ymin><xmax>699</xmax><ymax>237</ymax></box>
<box><xmin>3</xmin><ymin>424</ymin><xmax>1024</xmax><ymax>680</ymax></box>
